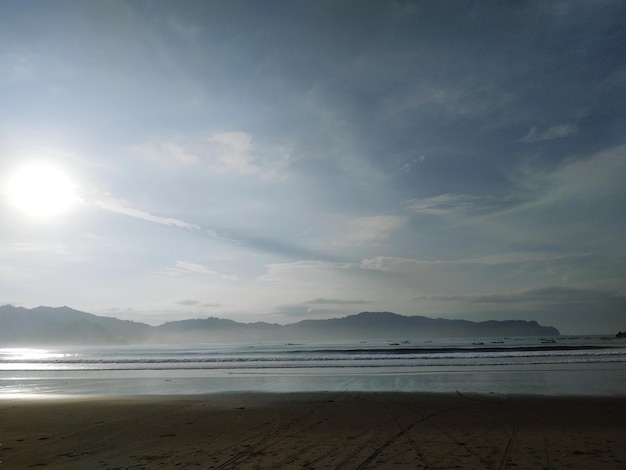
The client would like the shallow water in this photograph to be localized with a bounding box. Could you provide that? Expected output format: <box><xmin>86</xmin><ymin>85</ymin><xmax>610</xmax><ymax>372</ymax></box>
<box><xmin>1</xmin><ymin>336</ymin><xmax>625</xmax><ymax>397</ymax></box>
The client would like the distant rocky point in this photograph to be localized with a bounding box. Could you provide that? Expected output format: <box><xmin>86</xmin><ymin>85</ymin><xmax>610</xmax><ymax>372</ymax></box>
<box><xmin>0</xmin><ymin>305</ymin><xmax>560</xmax><ymax>346</ymax></box>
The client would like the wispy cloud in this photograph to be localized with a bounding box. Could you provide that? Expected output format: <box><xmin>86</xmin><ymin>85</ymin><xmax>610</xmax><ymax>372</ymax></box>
<box><xmin>94</xmin><ymin>197</ymin><xmax>199</xmax><ymax>230</ymax></box>
<box><xmin>208</xmin><ymin>131</ymin><xmax>287</xmax><ymax>179</ymax></box>
<box><xmin>307</xmin><ymin>298</ymin><xmax>370</xmax><ymax>305</ymax></box>
<box><xmin>359</xmin><ymin>256</ymin><xmax>430</xmax><ymax>272</ymax></box>
<box><xmin>133</xmin><ymin>131</ymin><xmax>288</xmax><ymax>179</ymax></box>
<box><xmin>259</xmin><ymin>260</ymin><xmax>353</xmax><ymax>282</ymax></box>
<box><xmin>519</xmin><ymin>123</ymin><xmax>578</xmax><ymax>143</ymax></box>
<box><xmin>359</xmin><ymin>252</ymin><xmax>591</xmax><ymax>272</ymax></box>
<box><xmin>338</xmin><ymin>215</ymin><xmax>407</xmax><ymax>245</ymax></box>
<box><xmin>208</xmin><ymin>131</ymin><xmax>258</xmax><ymax>175</ymax></box>
<box><xmin>133</xmin><ymin>140</ymin><xmax>198</xmax><ymax>167</ymax></box>
<box><xmin>175</xmin><ymin>299</ymin><xmax>221</xmax><ymax>308</ymax></box>
<box><xmin>471</xmin><ymin>144</ymin><xmax>626</xmax><ymax>248</ymax></box>
<box><xmin>271</xmin><ymin>299</ymin><xmax>371</xmax><ymax>320</ymax></box>
<box><xmin>406</xmin><ymin>144</ymin><xmax>626</xmax><ymax>257</ymax></box>
<box><xmin>163</xmin><ymin>260</ymin><xmax>237</xmax><ymax>280</ymax></box>
<box><xmin>408</xmin><ymin>193</ymin><xmax>514</xmax><ymax>217</ymax></box>
<box><xmin>416</xmin><ymin>286</ymin><xmax>626</xmax><ymax>305</ymax></box>
<box><xmin>271</xmin><ymin>303</ymin><xmax>335</xmax><ymax>319</ymax></box>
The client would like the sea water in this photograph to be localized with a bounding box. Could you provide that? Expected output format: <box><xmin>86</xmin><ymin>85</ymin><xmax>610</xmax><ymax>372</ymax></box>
<box><xmin>1</xmin><ymin>336</ymin><xmax>625</xmax><ymax>397</ymax></box>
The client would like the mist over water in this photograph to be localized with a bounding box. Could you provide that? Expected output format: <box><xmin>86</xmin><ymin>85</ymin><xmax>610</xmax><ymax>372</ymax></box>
<box><xmin>1</xmin><ymin>336</ymin><xmax>625</xmax><ymax>398</ymax></box>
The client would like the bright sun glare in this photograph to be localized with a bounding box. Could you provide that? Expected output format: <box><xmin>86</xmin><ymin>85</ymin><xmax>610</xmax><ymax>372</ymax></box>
<box><xmin>4</xmin><ymin>163</ymin><xmax>79</xmax><ymax>219</ymax></box>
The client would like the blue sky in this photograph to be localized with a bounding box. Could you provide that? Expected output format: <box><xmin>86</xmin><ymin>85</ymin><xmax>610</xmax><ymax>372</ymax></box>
<box><xmin>1</xmin><ymin>1</ymin><xmax>625</xmax><ymax>333</ymax></box>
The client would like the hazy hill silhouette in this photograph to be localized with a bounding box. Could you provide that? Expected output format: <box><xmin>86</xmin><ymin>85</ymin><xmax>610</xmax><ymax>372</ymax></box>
<box><xmin>0</xmin><ymin>305</ymin><xmax>151</xmax><ymax>345</ymax></box>
<box><xmin>283</xmin><ymin>311</ymin><xmax>559</xmax><ymax>340</ymax></box>
<box><xmin>0</xmin><ymin>305</ymin><xmax>560</xmax><ymax>346</ymax></box>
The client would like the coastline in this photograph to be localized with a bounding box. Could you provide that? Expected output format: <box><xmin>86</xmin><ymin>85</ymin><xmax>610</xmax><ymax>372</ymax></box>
<box><xmin>2</xmin><ymin>392</ymin><xmax>625</xmax><ymax>468</ymax></box>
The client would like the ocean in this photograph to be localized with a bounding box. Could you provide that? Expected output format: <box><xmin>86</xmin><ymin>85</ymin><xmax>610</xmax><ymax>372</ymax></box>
<box><xmin>1</xmin><ymin>335</ymin><xmax>625</xmax><ymax>398</ymax></box>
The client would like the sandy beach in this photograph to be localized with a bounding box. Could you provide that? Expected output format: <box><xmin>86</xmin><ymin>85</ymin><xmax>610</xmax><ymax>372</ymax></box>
<box><xmin>1</xmin><ymin>392</ymin><xmax>625</xmax><ymax>469</ymax></box>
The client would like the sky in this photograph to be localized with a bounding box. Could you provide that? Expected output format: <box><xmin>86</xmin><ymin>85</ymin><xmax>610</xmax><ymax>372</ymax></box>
<box><xmin>1</xmin><ymin>0</ymin><xmax>625</xmax><ymax>334</ymax></box>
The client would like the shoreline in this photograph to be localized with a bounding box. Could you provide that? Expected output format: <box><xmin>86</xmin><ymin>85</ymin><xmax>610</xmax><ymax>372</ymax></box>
<box><xmin>2</xmin><ymin>388</ymin><xmax>626</xmax><ymax>401</ymax></box>
<box><xmin>2</xmin><ymin>391</ymin><xmax>625</xmax><ymax>468</ymax></box>
<box><xmin>3</xmin><ymin>359</ymin><xmax>625</xmax><ymax>398</ymax></box>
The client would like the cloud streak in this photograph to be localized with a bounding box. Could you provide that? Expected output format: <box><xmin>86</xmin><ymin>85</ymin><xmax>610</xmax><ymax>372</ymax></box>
<box><xmin>408</xmin><ymin>194</ymin><xmax>515</xmax><ymax>217</ymax></box>
<box><xmin>163</xmin><ymin>261</ymin><xmax>237</xmax><ymax>280</ymax></box>
<box><xmin>337</xmin><ymin>215</ymin><xmax>407</xmax><ymax>245</ymax></box>
<box><xmin>94</xmin><ymin>197</ymin><xmax>199</xmax><ymax>230</ymax></box>
<box><xmin>519</xmin><ymin>123</ymin><xmax>578</xmax><ymax>143</ymax></box>
<box><xmin>416</xmin><ymin>286</ymin><xmax>626</xmax><ymax>305</ymax></box>
<box><xmin>134</xmin><ymin>140</ymin><xmax>199</xmax><ymax>168</ymax></box>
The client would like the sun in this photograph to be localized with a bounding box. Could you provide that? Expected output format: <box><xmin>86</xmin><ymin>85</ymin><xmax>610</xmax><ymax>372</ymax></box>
<box><xmin>4</xmin><ymin>162</ymin><xmax>79</xmax><ymax>219</ymax></box>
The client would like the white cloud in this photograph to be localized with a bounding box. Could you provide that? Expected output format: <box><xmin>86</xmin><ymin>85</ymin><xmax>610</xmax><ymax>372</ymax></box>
<box><xmin>400</xmin><ymin>155</ymin><xmax>426</xmax><ymax>173</ymax></box>
<box><xmin>456</xmin><ymin>252</ymin><xmax>591</xmax><ymax>266</ymax></box>
<box><xmin>94</xmin><ymin>196</ymin><xmax>199</xmax><ymax>230</ymax></box>
<box><xmin>207</xmin><ymin>131</ymin><xmax>286</xmax><ymax>179</ymax></box>
<box><xmin>133</xmin><ymin>131</ymin><xmax>287</xmax><ymax>179</ymax></box>
<box><xmin>259</xmin><ymin>260</ymin><xmax>353</xmax><ymax>282</ymax></box>
<box><xmin>338</xmin><ymin>215</ymin><xmax>407</xmax><ymax>245</ymax></box>
<box><xmin>519</xmin><ymin>123</ymin><xmax>578</xmax><ymax>143</ymax></box>
<box><xmin>416</xmin><ymin>286</ymin><xmax>626</xmax><ymax>305</ymax></box>
<box><xmin>307</xmin><ymin>297</ymin><xmax>370</xmax><ymax>305</ymax></box>
<box><xmin>408</xmin><ymin>193</ymin><xmax>512</xmax><ymax>217</ymax></box>
<box><xmin>359</xmin><ymin>252</ymin><xmax>591</xmax><ymax>273</ymax></box>
<box><xmin>134</xmin><ymin>140</ymin><xmax>198</xmax><ymax>167</ymax></box>
<box><xmin>171</xmin><ymin>260</ymin><xmax>217</xmax><ymax>275</ymax></box>
<box><xmin>359</xmin><ymin>256</ymin><xmax>432</xmax><ymax>272</ymax></box>
<box><xmin>162</xmin><ymin>260</ymin><xmax>237</xmax><ymax>280</ymax></box>
<box><xmin>208</xmin><ymin>131</ymin><xmax>258</xmax><ymax>174</ymax></box>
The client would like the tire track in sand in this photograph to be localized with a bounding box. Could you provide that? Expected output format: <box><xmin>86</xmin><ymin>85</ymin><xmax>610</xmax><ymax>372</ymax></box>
<box><xmin>211</xmin><ymin>392</ymin><xmax>343</xmax><ymax>469</ymax></box>
<box><xmin>354</xmin><ymin>396</ymin><xmax>475</xmax><ymax>469</ymax></box>
<box><xmin>498</xmin><ymin>397</ymin><xmax>518</xmax><ymax>470</ymax></box>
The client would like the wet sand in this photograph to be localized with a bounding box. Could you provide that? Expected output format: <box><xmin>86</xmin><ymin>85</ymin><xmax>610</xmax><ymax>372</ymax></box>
<box><xmin>1</xmin><ymin>392</ymin><xmax>625</xmax><ymax>469</ymax></box>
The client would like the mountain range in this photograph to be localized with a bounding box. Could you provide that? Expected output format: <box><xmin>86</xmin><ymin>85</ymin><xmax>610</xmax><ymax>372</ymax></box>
<box><xmin>0</xmin><ymin>305</ymin><xmax>560</xmax><ymax>346</ymax></box>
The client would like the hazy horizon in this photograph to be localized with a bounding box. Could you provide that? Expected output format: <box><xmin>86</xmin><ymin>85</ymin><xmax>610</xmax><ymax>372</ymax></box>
<box><xmin>1</xmin><ymin>1</ymin><xmax>625</xmax><ymax>334</ymax></box>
